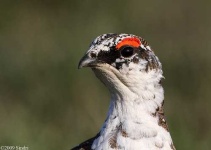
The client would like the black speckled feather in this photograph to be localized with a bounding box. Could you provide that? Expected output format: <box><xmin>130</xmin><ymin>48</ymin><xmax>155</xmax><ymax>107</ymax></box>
<box><xmin>71</xmin><ymin>133</ymin><xmax>100</xmax><ymax>150</ymax></box>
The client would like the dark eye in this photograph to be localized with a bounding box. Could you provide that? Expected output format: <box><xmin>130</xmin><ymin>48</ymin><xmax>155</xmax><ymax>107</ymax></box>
<box><xmin>120</xmin><ymin>46</ymin><xmax>134</xmax><ymax>57</ymax></box>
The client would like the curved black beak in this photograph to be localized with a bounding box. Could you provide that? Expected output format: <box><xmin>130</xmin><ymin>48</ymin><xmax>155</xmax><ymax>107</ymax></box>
<box><xmin>78</xmin><ymin>53</ymin><xmax>96</xmax><ymax>69</ymax></box>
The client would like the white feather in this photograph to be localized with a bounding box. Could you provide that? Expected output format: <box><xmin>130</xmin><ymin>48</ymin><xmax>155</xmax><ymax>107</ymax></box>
<box><xmin>91</xmin><ymin>63</ymin><xmax>173</xmax><ymax>150</ymax></box>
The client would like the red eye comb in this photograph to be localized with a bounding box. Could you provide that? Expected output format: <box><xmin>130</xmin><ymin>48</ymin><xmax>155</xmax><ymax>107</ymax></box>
<box><xmin>116</xmin><ymin>37</ymin><xmax>141</xmax><ymax>50</ymax></box>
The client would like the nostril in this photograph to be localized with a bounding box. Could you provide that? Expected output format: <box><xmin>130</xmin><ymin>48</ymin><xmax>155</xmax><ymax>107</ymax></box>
<box><xmin>90</xmin><ymin>52</ymin><xmax>97</xmax><ymax>58</ymax></box>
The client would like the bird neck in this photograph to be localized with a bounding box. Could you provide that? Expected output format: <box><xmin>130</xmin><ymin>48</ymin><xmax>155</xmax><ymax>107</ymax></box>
<box><xmin>91</xmin><ymin>70</ymin><xmax>175</xmax><ymax>149</ymax></box>
<box><xmin>105</xmin><ymin>77</ymin><xmax>165</xmax><ymax>132</ymax></box>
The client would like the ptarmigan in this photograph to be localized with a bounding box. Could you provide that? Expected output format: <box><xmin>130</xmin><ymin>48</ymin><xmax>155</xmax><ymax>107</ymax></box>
<box><xmin>72</xmin><ymin>33</ymin><xmax>176</xmax><ymax>150</ymax></box>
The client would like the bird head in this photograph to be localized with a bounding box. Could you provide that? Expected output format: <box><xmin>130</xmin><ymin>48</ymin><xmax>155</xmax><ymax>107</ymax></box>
<box><xmin>78</xmin><ymin>33</ymin><xmax>163</xmax><ymax>99</ymax></box>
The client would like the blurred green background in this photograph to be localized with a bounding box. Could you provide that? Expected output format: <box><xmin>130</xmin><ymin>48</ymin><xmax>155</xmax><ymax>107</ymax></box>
<box><xmin>0</xmin><ymin>0</ymin><xmax>210</xmax><ymax>150</ymax></box>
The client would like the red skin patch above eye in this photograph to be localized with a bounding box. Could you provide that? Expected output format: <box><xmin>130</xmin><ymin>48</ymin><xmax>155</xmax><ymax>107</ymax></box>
<box><xmin>116</xmin><ymin>37</ymin><xmax>141</xmax><ymax>50</ymax></box>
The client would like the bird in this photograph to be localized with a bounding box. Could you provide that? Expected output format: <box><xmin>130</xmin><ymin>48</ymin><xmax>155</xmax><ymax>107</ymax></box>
<box><xmin>72</xmin><ymin>33</ymin><xmax>176</xmax><ymax>150</ymax></box>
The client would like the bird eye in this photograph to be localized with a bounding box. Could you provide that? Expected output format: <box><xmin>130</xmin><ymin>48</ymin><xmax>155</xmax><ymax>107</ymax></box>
<box><xmin>120</xmin><ymin>46</ymin><xmax>134</xmax><ymax>57</ymax></box>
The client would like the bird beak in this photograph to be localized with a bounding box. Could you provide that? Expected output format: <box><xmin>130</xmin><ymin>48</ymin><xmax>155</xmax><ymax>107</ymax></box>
<box><xmin>78</xmin><ymin>53</ymin><xmax>96</xmax><ymax>69</ymax></box>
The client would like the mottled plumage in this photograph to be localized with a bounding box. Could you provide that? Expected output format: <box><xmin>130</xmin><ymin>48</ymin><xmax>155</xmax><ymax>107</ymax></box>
<box><xmin>72</xmin><ymin>33</ymin><xmax>175</xmax><ymax>150</ymax></box>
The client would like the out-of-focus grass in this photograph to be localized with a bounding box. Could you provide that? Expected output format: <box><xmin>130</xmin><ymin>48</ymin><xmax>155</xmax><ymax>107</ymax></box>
<box><xmin>0</xmin><ymin>1</ymin><xmax>211</xmax><ymax>150</ymax></box>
